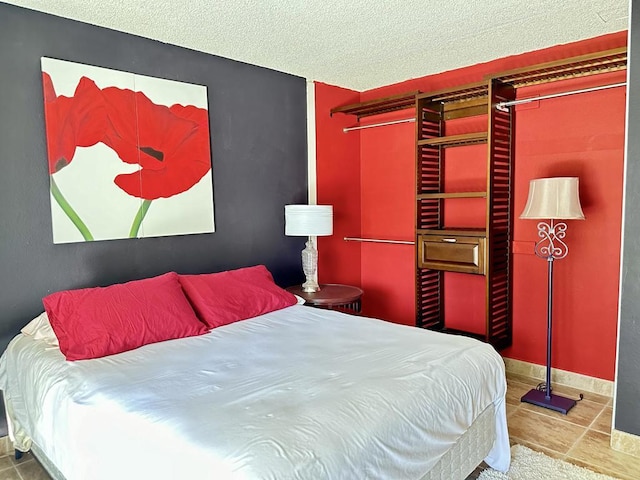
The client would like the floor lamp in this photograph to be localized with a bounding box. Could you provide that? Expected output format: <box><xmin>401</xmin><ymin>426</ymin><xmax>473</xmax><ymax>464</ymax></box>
<box><xmin>519</xmin><ymin>177</ymin><xmax>585</xmax><ymax>415</ymax></box>
<box><xmin>285</xmin><ymin>205</ymin><xmax>333</xmax><ymax>292</ymax></box>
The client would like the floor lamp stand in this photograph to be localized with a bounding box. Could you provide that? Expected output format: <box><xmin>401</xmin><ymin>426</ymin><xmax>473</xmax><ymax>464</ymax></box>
<box><xmin>521</xmin><ymin>220</ymin><xmax>577</xmax><ymax>415</ymax></box>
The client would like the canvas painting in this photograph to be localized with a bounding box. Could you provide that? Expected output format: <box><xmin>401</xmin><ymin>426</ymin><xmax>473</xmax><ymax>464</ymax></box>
<box><xmin>41</xmin><ymin>57</ymin><xmax>215</xmax><ymax>244</ymax></box>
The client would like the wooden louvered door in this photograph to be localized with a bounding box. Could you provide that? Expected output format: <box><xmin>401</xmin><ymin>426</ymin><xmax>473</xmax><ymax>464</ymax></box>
<box><xmin>415</xmin><ymin>79</ymin><xmax>515</xmax><ymax>350</ymax></box>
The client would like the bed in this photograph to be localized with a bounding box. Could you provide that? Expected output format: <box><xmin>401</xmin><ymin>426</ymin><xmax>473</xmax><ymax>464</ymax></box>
<box><xmin>0</xmin><ymin>269</ymin><xmax>510</xmax><ymax>480</ymax></box>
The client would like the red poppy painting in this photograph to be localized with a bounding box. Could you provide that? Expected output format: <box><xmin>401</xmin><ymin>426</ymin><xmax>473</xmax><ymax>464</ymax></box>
<box><xmin>41</xmin><ymin>57</ymin><xmax>215</xmax><ymax>244</ymax></box>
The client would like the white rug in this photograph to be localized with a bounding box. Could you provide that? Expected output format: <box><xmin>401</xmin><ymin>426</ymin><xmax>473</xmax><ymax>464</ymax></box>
<box><xmin>478</xmin><ymin>445</ymin><xmax>620</xmax><ymax>480</ymax></box>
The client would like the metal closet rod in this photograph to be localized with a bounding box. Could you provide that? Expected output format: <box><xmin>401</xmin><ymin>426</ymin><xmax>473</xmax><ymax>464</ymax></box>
<box><xmin>342</xmin><ymin>82</ymin><xmax>627</xmax><ymax>132</ymax></box>
<box><xmin>496</xmin><ymin>82</ymin><xmax>627</xmax><ymax>110</ymax></box>
<box><xmin>344</xmin><ymin>236</ymin><xmax>415</xmax><ymax>245</ymax></box>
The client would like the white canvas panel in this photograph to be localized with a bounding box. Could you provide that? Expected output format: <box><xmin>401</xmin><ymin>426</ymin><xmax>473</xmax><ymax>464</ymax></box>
<box><xmin>41</xmin><ymin>57</ymin><xmax>215</xmax><ymax>244</ymax></box>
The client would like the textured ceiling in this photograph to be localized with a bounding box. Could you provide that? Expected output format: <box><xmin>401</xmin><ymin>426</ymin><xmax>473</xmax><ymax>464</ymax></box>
<box><xmin>5</xmin><ymin>0</ymin><xmax>630</xmax><ymax>91</ymax></box>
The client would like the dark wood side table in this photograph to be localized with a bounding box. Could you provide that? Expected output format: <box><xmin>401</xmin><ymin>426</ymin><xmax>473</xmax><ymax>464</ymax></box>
<box><xmin>286</xmin><ymin>284</ymin><xmax>363</xmax><ymax>314</ymax></box>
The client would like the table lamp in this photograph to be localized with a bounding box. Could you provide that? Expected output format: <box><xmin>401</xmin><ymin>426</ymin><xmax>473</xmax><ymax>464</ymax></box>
<box><xmin>285</xmin><ymin>205</ymin><xmax>333</xmax><ymax>292</ymax></box>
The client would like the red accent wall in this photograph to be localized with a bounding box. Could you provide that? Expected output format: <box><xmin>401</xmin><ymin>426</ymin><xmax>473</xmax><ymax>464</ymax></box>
<box><xmin>315</xmin><ymin>31</ymin><xmax>626</xmax><ymax>380</ymax></box>
<box><xmin>360</xmin><ymin>110</ymin><xmax>416</xmax><ymax>324</ymax></box>
<box><xmin>315</xmin><ymin>83</ymin><xmax>362</xmax><ymax>287</ymax></box>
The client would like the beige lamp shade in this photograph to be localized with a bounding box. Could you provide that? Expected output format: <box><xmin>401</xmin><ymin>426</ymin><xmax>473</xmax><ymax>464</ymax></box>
<box><xmin>520</xmin><ymin>177</ymin><xmax>585</xmax><ymax>220</ymax></box>
<box><xmin>285</xmin><ymin>205</ymin><xmax>333</xmax><ymax>236</ymax></box>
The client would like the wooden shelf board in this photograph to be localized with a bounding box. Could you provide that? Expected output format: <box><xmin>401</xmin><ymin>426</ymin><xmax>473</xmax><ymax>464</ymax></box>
<box><xmin>443</xmin><ymin>98</ymin><xmax>489</xmax><ymax>120</ymax></box>
<box><xmin>417</xmin><ymin>192</ymin><xmax>487</xmax><ymax>199</ymax></box>
<box><xmin>330</xmin><ymin>90</ymin><xmax>420</xmax><ymax>119</ymax></box>
<box><xmin>492</xmin><ymin>47</ymin><xmax>627</xmax><ymax>88</ymax></box>
<box><xmin>417</xmin><ymin>228</ymin><xmax>486</xmax><ymax>237</ymax></box>
<box><xmin>417</xmin><ymin>81</ymin><xmax>490</xmax><ymax>104</ymax></box>
<box><xmin>418</xmin><ymin>132</ymin><xmax>488</xmax><ymax>147</ymax></box>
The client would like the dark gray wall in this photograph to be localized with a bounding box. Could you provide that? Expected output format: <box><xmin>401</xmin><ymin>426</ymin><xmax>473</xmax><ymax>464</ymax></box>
<box><xmin>616</xmin><ymin>0</ymin><xmax>640</xmax><ymax>436</ymax></box>
<box><xmin>0</xmin><ymin>4</ymin><xmax>308</xmax><ymax>352</ymax></box>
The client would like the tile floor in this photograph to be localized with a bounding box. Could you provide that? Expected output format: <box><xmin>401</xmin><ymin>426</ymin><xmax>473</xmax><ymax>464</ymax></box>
<box><xmin>0</xmin><ymin>447</ymin><xmax>48</xmax><ymax>480</ymax></box>
<box><xmin>1</xmin><ymin>372</ymin><xmax>639</xmax><ymax>479</ymax></box>
<box><xmin>496</xmin><ymin>372</ymin><xmax>640</xmax><ymax>480</ymax></box>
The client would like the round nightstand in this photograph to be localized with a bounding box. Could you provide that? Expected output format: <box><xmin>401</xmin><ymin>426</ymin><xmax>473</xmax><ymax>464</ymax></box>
<box><xmin>286</xmin><ymin>284</ymin><xmax>363</xmax><ymax>313</ymax></box>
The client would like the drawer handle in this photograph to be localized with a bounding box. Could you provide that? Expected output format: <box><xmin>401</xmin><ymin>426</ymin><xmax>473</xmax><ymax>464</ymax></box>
<box><xmin>442</xmin><ymin>238</ymin><xmax>457</xmax><ymax>243</ymax></box>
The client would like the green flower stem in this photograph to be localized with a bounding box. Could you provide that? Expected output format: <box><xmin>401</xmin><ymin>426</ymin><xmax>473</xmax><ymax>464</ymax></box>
<box><xmin>129</xmin><ymin>199</ymin><xmax>153</xmax><ymax>238</ymax></box>
<box><xmin>50</xmin><ymin>176</ymin><xmax>94</xmax><ymax>241</ymax></box>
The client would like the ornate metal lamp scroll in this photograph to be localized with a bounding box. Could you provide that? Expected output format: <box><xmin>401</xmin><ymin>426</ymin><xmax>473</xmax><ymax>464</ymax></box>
<box><xmin>534</xmin><ymin>220</ymin><xmax>569</xmax><ymax>260</ymax></box>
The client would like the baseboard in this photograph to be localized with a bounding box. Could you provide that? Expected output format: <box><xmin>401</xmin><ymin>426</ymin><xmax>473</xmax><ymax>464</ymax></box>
<box><xmin>612</xmin><ymin>429</ymin><xmax>640</xmax><ymax>458</ymax></box>
<box><xmin>502</xmin><ymin>358</ymin><xmax>614</xmax><ymax>397</ymax></box>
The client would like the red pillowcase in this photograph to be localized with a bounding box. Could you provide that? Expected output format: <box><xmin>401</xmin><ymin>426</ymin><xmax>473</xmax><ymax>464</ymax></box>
<box><xmin>43</xmin><ymin>272</ymin><xmax>208</xmax><ymax>361</ymax></box>
<box><xmin>178</xmin><ymin>265</ymin><xmax>297</xmax><ymax>329</ymax></box>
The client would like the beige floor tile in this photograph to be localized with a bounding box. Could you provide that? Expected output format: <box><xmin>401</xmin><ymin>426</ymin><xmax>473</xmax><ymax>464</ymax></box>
<box><xmin>0</xmin><ymin>466</ymin><xmax>22</xmax><ymax>480</ymax></box>
<box><xmin>508</xmin><ymin>436</ymin><xmax>566</xmax><ymax>460</ymax></box>
<box><xmin>506</xmin><ymin>402</ymin><xmax>520</xmax><ymax>417</ymax></box>
<box><xmin>0</xmin><ymin>456</ymin><xmax>14</xmax><ymax>473</ymax></box>
<box><xmin>568</xmin><ymin>430</ymin><xmax>640</xmax><ymax>479</ymax></box>
<box><xmin>520</xmin><ymin>397</ymin><xmax>605</xmax><ymax>428</ymax></box>
<box><xmin>9</xmin><ymin>451</ymin><xmax>34</xmax><ymax>466</ymax></box>
<box><xmin>16</xmin><ymin>459</ymin><xmax>50</xmax><ymax>480</ymax></box>
<box><xmin>568</xmin><ymin>457</ymin><xmax>632</xmax><ymax>480</ymax></box>
<box><xmin>508</xmin><ymin>408</ymin><xmax>586</xmax><ymax>454</ymax></box>
<box><xmin>592</xmin><ymin>406</ymin><xmax>613</xmax><ymax>434</ymax></box>
<box><xmin>506</xmin><ymin>379</ymin><xmax>534</xmax><ymax>406</ymax></box>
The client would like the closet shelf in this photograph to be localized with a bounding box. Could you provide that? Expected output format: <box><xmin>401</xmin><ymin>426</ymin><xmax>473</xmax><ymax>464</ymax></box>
<box><xmin>418</xmin><ymin>81</ymin><xmax>490</xmax><ymax>104</ymax></box>
<box><xmin>492</xmin><ymin>47</ymin><xmax>627</xmax><ymax>87</ymax></box>
<box><xmin>417</xmin><ymin>192</ymin><xmax>487</xmax><ymax>200</ymax></box>
<box><xmin>417</xmin><ymin>228</ymin><xmax>486</xmax><ymax>236</ymax></box>
<box><xmin>439</xmin><ymin>97</ymin><xmax>489</xmax><ymax>121</ymax></box>
<box><xmin>418</xmin><ymin>132</ymin><xmax>488</xmax><ymax>147</ymax></box>
<box><xmin>330</xmin><ymin>91</ymin><xmax>420</xmax><ymax>119</ymax></box>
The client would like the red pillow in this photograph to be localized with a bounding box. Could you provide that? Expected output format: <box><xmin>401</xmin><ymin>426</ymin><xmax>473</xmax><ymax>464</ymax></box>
<box><xmin>43</xmin><ymin>272</ymin><xmax>208</xmax><ymax>361</ymax></box>
<box><xmin>178</xmin><ymin>265</ymin><xmax>297</xmax><ymax>329</ymax></box>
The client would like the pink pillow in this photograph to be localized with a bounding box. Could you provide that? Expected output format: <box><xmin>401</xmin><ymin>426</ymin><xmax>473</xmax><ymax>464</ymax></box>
<box><xmin>43</xmin><ymin>272</ymin><xmax>208</xmax><ymax>361</ymax></box>
<box><xmin>178</xmin><ymin>265</ymin><xmax>297</xmax><ymax>329</ymax></box>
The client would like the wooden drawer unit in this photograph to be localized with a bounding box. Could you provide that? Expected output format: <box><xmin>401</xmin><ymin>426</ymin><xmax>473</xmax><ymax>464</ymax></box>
<box><xmin>418</xmin><ymin>232</ymin><xmax>486</xmax><ymax>275</ymax></box>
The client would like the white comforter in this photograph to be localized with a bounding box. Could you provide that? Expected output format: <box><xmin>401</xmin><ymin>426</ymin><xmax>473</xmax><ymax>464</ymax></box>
<box><xmin>0</xmin><ymin>305</ymin><xmax>509</xmax><ymax>479</ymax></box>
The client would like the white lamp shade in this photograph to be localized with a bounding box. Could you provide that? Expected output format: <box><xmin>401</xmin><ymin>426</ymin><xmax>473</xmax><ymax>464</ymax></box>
<box><xmin>520</xmin><ymin>177</ymin><xmax>585</xmax><ymax>220</ymax></box>
<box><xmin>285</xmin><ymin>205</ymin><xmax>333</xmax><ymax>236</ymax></box>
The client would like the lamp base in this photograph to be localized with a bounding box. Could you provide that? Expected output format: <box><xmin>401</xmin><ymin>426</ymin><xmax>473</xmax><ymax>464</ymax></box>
<box><xmin>301</xmin><ymin>281</ymin><xmax>320</xmax><ymax>293</ymax></box>
<box><xmin>521</xmin><ymin>388</ymin><xmax>576</xmax><ymax>415</ymax></box>
<box><xmin>301</xmin><ymin>238</ymin><xmax>320</xmax><ymax>293</ymax></box>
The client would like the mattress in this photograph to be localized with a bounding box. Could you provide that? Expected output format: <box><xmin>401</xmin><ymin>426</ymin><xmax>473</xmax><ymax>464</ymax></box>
<box><xmin>0</xmin><ymin>305</ymin><xmax>510</xmax><ymax>479</ymax></box>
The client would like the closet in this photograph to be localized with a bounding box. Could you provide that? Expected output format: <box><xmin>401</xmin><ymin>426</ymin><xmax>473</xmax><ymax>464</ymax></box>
<box><xmin>330</xmin><ymin>47</ymin><xmax>627</xmax><ymax>350</ymax></box>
